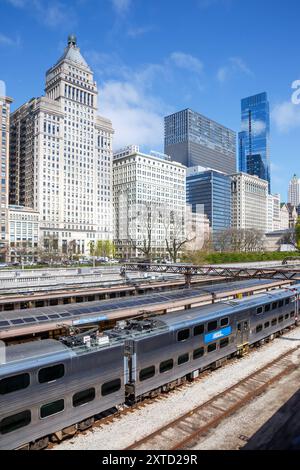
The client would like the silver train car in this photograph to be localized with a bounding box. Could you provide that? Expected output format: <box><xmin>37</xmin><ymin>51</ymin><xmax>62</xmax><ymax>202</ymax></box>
<box><xmin>0</xmin><ymin>286</ymin><xmax>299</xmax><ymax>450</ymax></box>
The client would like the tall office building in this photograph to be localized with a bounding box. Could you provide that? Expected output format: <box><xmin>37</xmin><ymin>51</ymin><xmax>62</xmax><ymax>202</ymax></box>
<box><xmin>231</xmin><ymin>173</ymin><xmax>268</xmax><ymax>232</ymax></box>
<box><xmin>113</xmin><ymin>145</ymin><xmax>186</xmax><ymax>258</ymax></box>
<box><xmin>164</xmin><ymin>109</ymin><xmax>236</xmax><ymax>174</ymax></box>
<box><xmin>9</xmin><ymin>35</ymin><xmax>114</xmax><ymax>255</ymax></box>
<box><xmin>0</xmin><ymin>94</ymin><xmax>13</xmax><ymax>259</ymax></box>
<box><xmin>186</xmin><ymin>166</ymin><xmax>231</xmax><ymax>233</ymax></box>
<box><xmin>288</xmin><ymin>174</ymin><xmax>300</xmax><ymax>208</ymax></box>
<box><xmin>238</xmin><ymin>92</ymin><xmax>271</xmax><ymax>192</ymax></box>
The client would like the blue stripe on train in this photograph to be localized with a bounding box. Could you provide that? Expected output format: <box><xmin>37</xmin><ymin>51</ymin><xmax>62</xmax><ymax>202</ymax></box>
<box><xmin>204</xmin><ymin>326</ymin><xmax>232</xmax><ymax>344</ymax></box>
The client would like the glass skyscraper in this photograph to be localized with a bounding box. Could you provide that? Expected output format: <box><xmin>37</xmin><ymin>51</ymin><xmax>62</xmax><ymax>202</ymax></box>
<box><xmin>165</xmin><ymin>109</ymin><xmax>236</xmax><ymax>175</ymax></box>
<box><xmin>186</xmin><ymin>168</ymin><xmax>231</xmax><ymax>233</ymax></box>
<box><xmin>238</xmin><ymin>92</ymin><xmax>271</xmax><ymax>192</ymax></box>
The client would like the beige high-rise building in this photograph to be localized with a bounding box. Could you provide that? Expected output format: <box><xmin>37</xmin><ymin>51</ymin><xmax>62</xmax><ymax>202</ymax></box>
<box><xmin>231</xmin><ymin>173</ymin><xmax>268</xmax><ymax>232</ymax></box>
<box><xmin>9</xmin><ymin>35</ymin><xmax>114</xmax><ymax>255</ymax></box>
<box><xmin>0</xmin><ymin>94</ymin><xmax>13</xmax><ymax>260</ymax></box>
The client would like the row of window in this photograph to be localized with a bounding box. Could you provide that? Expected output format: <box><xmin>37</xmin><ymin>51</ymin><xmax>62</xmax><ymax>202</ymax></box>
<box><xmin>256</xmin><ymin>298</ymin><xmax>290</xmax><ymax>315</ymax></box>
<box><xmin>255</xmin><ymin>311</ymin><xmax>294</xmax><ymax>333</ymax></box>
<box><xmin>139</xmin><ymin>337</ymin><xmax>230</xmax><ymax>382</ymax></box>
<box><xmin>0</xmin><ymin>379</ymin><xmax>121</xmax><ymax>435</ymax></box>
<box><xmin>177</xmin><ymin>317</ymin><xmax>229</xmax><ymax>342</ymax></box>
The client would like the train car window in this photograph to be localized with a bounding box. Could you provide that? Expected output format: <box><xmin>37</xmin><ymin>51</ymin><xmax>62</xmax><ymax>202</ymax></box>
<box><xmin>256</xmin><ymin>324</ymin><xmax>263</xmax><ymax>333</ymax></box>
<box><xmin>278</xmin><ymin>316</ymin><xmax>283</xmax><ymax>323</ymax></box>
<box><xmin>177</xmin><ymin>329</ymin><xmax>190</xmax><ymax>342</ymax></box>
<box><xmin>207</xmin><ymin>343</ymin><xmax>217</xmax><ymax>353</ymax></box>
<box><xmin>264</xmin><ymin>304</ymin><xmax>271</xmax><ymax>313</ymax></box>
<box><xmin>193</xmin><ymin>324</ymin><xmax>204</xmax><ymax>336</ymax></box>
<box><xmin>256</xmin><ymin>307</ymin><xmax>263</xmax><ymax>315</ymax></box>
<box><xmin>0</xmin><ymin>373</ymin><xmax>30</xmax><ymax>395</ymax></box>
<box><xmin>272</xmin><ymin>302</ymin><xmax>277</xmax><ymax>310</ymax></box>
<box><xmin>159</xmin><ymin>359</ymin><xmax>174</xmax><ymax>373</ymax></box>
<box><xmin>139</xmin><ymin>366</ymin><xmax>155</xmax><ymax>382</ymax></box>
<box><xmin>38</xmin><ymin>364</ymin><xmax>65</xmax><ymax>384</ymax></box>
<box><xmin>0</xmin><ymin>410</ymin><xmax>31</xmax><ymax>435</ymax></box>
<box><xmin>271</xmin><ymin>318</ymin><xmax>277</xmax><ymax>326</ymax></box>
<box><xmin>285</xmin><ymin>314</ymin><xmax>289</xmax><ymax>320</ymax></box>
<box><xmin>278</xmin><ymin>300</ymin><xmax>284</xmax><ymax>308</ymax></box>
<box><xmin>285</xmin><ymin>298</ymin><xmax>290</xmax><ymax>305</ymax></box>
<box><xmin>264</xmin><ymin>322</ymin><xmax>270</xmax><ymax>329</ymax></box>
<box><xmin>178</xmin><ymin>353</ymin><xmax>189</xmax><ymax>365</ymax></box>
<box><xmin>73</xmin><ymin>388</ymin><xmax>96</xmax><ymax>407</ymax></box>
<box><xmin>207</xmin><ymin>321</ymin><xmax>218</xmax><ymax>332</ymax></box>
<box><xmin>193</xmin><ymin>348</ymin><xmax>204</xmax><ymax>359</ymax></box>
<box><xmin>40</xmin><ymin>399</ymin><xmax>64</xmax><ymax>418</ymax></box>
<box><xmin>101</xmin><ymin>379</ymin><xmax>121</xmax><ymax>396</ymax></box>
<box><xmin>220</xmin><ymin>317</ymin><xmax>229</xmax><ymax>327</ymax></box>
<box><xmin>220</xmin><ymin>338</ymin><xmax>229</xmax><ymax>349</ymax></box>
<box><xmin>290</xmin><ymin>311</ymin><xmax>295</xmax><ymax>318</ymax></box>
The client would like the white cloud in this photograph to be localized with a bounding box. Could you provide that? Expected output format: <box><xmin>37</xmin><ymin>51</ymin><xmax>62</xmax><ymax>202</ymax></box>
<box><xmin>169</xmin><ymin>52</ymin><xmax>204</xmax><ymax>75</ymax></box>
<box><xmin>6</xmin><ymin>0</ymin><xmax>77</xmax><ymax>28</ymax></box>
<box><xmin>110</xmin><ymin>0</ymin><xmax>131</xmax><ymax>15</ymax></box>
<box><xmin>241</xmin><ymin>118</ymin><xmax>266</xmax><ymax>136</ymax></box>
<box><xmin>272</xmin><ymin>101</ymin><xmax>300</xmax><ymax>133</ymax></box>
<box><xmin>217</xmin><ymin>57</ymin><xmax>253</xmax><ymax>83</ymax></box>
<box><xmin>0</xmin><ymin>33</ymin><xmax>21</xmax><ymax>47</ymax></box>
<box><xmin>127</xmin><ymin>25</ymin><xmax>153</xmax><ymax>38</ymax></box>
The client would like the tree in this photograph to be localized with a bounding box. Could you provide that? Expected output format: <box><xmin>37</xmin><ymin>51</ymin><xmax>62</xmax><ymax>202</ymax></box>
<box><xmin>128</xmin><ymin>202</ymin><xmax>161</xmax><ymax>259</ymax></box>
<box><xmin>160</xmin><ymin>207</ymin><xmax>195</xmax><ymax>263</ymax></box>
<box><xmin>295</xmin><ymin>217</ymin><xmax>300</xmax><ymax>251</ymax></box>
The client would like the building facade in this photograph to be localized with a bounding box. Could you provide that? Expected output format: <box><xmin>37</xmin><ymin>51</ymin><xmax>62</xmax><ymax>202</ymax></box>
<box><xmin>288</xmin><ymin>174</ymin><xmax>300</xmax><ymax>207</ymax></box>
<box><xmin>231</xmin><ymin>173</ymin><xmax>268</xmax><ymax>232</ymax></box>
<box><xmin>267</xmin><ymin>193</ymin><xmax>281</xmax><ymax>233</ymax></box>
<box><xmin>0</xmin><ymin>94</ymin><xmax>12</xmax><ymax>260</ymax></box>
<box><xmin>9</xmin><ymin>35</ymin><xmax>114</xmax><ymax>256</ymax></box>
<box><xmin>113</xmin><ymin>145</ymin><xmax>186</xmax><ymax>258</ymax></box>
<box><xmin>8</xmin><ymin>205</ymin><xmax>39</xmax><ymax>262</ymax></box>
<box><xmin>238</xmin><ymin>92</ymin><xmax>271</xmax><ymax>192</ymax></box>
<box><xmin>164</xmin><ymin>109</ymin><xmax>236</xmax><ymax>174</ymax></box>
<box><xmin>186</xmin><ymin>166</ymin><xmax>231</xmax><ymax>234</ymax></box>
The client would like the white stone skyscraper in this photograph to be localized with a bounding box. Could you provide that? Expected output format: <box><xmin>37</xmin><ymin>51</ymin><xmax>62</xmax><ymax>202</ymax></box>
<box><xmin>9</xmin><ymin>35</ymin><xmax>114</xmax><ymax>255</ymax></box>
<box><xmin>288</xmin><ymin>174</ymin><xmax>300</xmax><ymax>208</ymax></box>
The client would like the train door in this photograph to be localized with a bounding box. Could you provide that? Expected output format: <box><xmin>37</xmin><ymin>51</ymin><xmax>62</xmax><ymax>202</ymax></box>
<box><xmin>236</xmin><ymin>319</ymin><xmax>250</xmax><ymax>347</ymax></box>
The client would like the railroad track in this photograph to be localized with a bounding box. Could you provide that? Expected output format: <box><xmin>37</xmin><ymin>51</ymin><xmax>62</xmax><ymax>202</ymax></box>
<box><xmin>125</xmin><ymin>347</ymin><xmax>300</xmax><ymax>450</ymax></box>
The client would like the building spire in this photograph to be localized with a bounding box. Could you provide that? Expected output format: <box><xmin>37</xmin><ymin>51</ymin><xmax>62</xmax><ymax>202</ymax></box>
<box><xmin>68</xmin><ymin>34</ymin><xmax>77</xmax><ymax>47</ymax></box>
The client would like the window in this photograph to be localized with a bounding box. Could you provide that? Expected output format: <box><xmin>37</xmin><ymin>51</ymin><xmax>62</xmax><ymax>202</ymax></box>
<box><xmin>207</xmin><ymin>321</ymin><xmax>217</xmax><ymax>332</ymax></box>
<box><xmin>278</xmin><ymin>316</ymin><xmax>283</xmax><ymax>323</ymax></box>
<box><xmin>193</xmin><ymin>324</ymin><xmax>204</xmax><ymax>336</ymax></box>
<box><xmin>101</xmin><ymin>378</ymin><xmax>121</xmax><ymax>396</ymax></box>
<box><xmin>38</xmin><ymin>364</ymin><xmax>64</xmax><ymax>384</ymax></box>
<box><xmin>264</xmin><ymin>304</ymin><xmax>271</xmax><ymax>313</ymax></box>
<box><xmin>220</xmin><ymin>338</ymin><xmax>229</xmax><ymax>349</ymax></box>
<box><xmin>178</xmin><ymin>353</ymin><xmax>189</xmax><ymax>365</ymax></box>
<box><xmin>177</xmin><ymin>329</ymin><xmax>190</xmax><ymax>342</ymax></box>
<box><xmin>0</xmin><ymin>410</ymin><xmax>31</xmax><ymax>435</ymax></box>
<box><xmin>139</xmin><ymin>366</ymin><xmax>155</xmax><ymax>381</ymax></box>
<box><xmin>220</xmin><ymin>317</ymin><xmax>229</xmax><ymax>327</ymax></box>
<box><xmin>40</xmin><ymin>399</ymin><xmax>64</xmax><ymax>418</ymax></box>
<box><xmin>278</xmin><ymin>300</ymin><xmax>284</xmax><ymax>308</ymax></box>
<box><xmin>285</xmin><ymin>314</ymin><xmax>289</xmax><ymax>320</ymax></box>
<box><xmin>73</xmin><ymin>388</ymin><xmax>95</xmax><ymax>407</ymax></box>
<box><xmin>160</xmin><ymin>359</ymin><xmax>174</xmax><ymax>373</ymax></box>
<box><xmin>272</xmin><ymin>302</ymin><xmax>277</xmax><ymax>310</ymax></box>
<box><xmin>256</xmin><ymin>324</ymin><xmax>263</xmax><ymax>333</ymax></box>
<box><xmin>264</xmin><ymin>322</ymin><xmax>270</xmax><ymax>329</ymax></box>
<box><xmin>256</xmin><ymin>307</ymin><xmax>263</xmax><ymax>315</ymax></box>
<box><xmin>0</xmin><ymin>373</ymin><xmax>30</xmax><ymax>395</ymax></box>
<box><xmin>290</xmin><ymin>311</ymin><xmax>295</xmax><ymax>318</ymax></box>
<box><xmin>285</xmin><ymin>298</ymin><xmax>290</xmax><ymax>305</ymax></box>
<box><xmin>193</xmin><ymin>348</ymin><xmax>204</xmax><ymax>359</ymax></box>
<box><xmin>271</xmin><ymin>318</ymin><xmax>277</xmax><ymax>326</ymax></box>
<box><xmin>207</xmin><ymin>343</ymin><xmax>217</xmax><ymax>353</ymax></box>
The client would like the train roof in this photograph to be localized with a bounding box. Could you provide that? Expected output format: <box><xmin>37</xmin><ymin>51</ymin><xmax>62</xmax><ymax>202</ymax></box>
<box><xmin>2</xmin><ymin>339</ymin><xmax>71</xmax><ymax>365</ymax></box>
<box><xmin>0</xmin><ymin>279</ymin><xmax>292</xmax><ymax>332</ymax></box>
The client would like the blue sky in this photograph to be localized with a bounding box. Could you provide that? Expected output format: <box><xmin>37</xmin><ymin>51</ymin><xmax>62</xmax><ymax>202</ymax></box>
<box><xmin>0</xmin><ymin>0</ymin><xmax>300</xmax><ymax>200</ymax></box>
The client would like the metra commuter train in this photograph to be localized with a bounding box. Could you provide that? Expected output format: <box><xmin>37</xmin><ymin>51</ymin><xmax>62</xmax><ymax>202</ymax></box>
<box><xmin>0</xmin><ymin>286</ymin><xmax>299</xmax><ymax>450</ymax></box>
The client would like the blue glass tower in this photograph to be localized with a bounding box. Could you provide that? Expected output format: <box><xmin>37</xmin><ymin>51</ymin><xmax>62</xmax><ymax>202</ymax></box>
<box><xmin>238</xmin><ymin>92</ymin><xmax>271</xmax><ymax>192</ymax></box>
<box><xmin>186</xmin><ymin>169</ymin><xmax>231</xmax><ymax>233</ymax></box>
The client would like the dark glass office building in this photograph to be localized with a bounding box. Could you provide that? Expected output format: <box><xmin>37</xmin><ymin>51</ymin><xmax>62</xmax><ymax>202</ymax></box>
<box><xmin>164</xmin><ymin>109</ymin><xmax>236</xmax><ymax>175</ymax></box>
<box><xmin>238</xmin><ymin>92</ymin><xmax>271</xmax><ymax>192</ymax></box>
<box><xmin>186</xmin><ymin>169</ymin><xmax>232</xmax><ymax>233</ymax></box>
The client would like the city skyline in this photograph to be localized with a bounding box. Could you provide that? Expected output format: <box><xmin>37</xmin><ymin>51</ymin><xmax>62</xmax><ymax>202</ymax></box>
<box><xmin>0</xmin><ymin>0</ymin><xmax>300</xmax><ymax>200</ymax></box>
